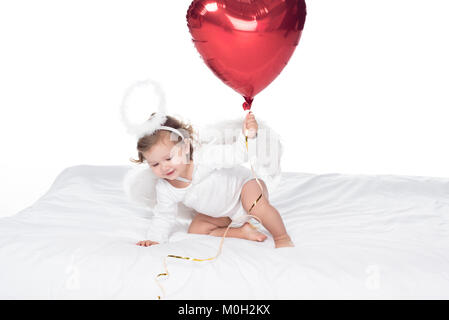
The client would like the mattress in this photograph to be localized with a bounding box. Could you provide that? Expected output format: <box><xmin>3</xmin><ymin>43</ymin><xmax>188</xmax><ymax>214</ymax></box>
<box><xmin>0</xmin><ymin>165</ymin><xmax>448</xmax><ymax>299</ymax></box>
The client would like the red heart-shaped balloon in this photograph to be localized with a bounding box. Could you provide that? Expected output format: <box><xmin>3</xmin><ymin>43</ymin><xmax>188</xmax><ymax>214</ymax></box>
<box><xmin>187</xmin><ymin>0</ymin><xmax>307</xmax><ymax>110</ymax></box>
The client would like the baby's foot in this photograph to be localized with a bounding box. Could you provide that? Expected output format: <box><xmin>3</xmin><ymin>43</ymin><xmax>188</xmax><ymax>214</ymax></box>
<box><xmin>274</xmin><ymin>234</ymin><xmax>295</xmax><ymax>248</ymax></box>
<box><xmin>240</xmin><ymin>222</ymin><xmax>267</xmax><ymax>242</ymax></box>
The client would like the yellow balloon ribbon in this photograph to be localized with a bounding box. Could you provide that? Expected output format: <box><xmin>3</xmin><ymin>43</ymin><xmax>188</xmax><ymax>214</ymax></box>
<box><xmin>155</xmin><ymin>118</ymin><xmax>264</xmax><ymax>300</ymax></box>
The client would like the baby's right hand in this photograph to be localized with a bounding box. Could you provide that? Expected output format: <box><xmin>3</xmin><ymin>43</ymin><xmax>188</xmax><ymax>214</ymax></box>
<box><xmin>242</xmin><ymin>112</ymin><xmax>258</xmax><ymax>139</ymax></box>
<box><xmin>136</xmin><ymin>240</ymin><xmax>159</xmax><ymax>247</ymax></box>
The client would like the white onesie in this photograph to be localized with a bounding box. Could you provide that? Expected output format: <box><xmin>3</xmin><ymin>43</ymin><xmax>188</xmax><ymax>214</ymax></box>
<box><xmin>146</xmin><ymin>130</ymin><xmax>256</xmax><ymax>243</ymax></box>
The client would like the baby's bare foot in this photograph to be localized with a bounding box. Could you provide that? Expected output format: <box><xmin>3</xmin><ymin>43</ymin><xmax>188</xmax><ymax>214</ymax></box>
<box><xmin>240</xmin><ymin>222</ymin><xmax>267</xmax><ymax>242</ymax></box>
<box><xmin>274</xmin><ymin>234</ymin><xmax>295</xmax><ymax>248</ymax></box>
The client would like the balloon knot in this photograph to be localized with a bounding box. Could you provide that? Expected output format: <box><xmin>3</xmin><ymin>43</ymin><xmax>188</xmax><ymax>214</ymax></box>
<box><xmin>242</xmin><ymin>97</ymin><xmax>254</xmax><ymax>111</ymax></box>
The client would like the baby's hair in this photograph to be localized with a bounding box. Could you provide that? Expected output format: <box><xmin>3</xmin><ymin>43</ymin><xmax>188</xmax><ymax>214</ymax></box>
<box><xmin>130</xmin><ymin>113</ymin><xmax>197</xmax><ymax>164</ymax></box>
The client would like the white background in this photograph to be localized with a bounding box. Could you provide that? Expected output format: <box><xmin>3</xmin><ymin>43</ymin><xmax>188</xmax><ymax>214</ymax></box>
<box><xmin>1</xmin><ymin>0</ymin><xmax>448</xmax><ymax>218</ymax></box>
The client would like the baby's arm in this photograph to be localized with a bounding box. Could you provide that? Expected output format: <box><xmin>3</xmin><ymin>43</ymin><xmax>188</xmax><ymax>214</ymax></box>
<box><xmin>196</xmin><ymin>113</ymin><xmax>259</xmax><ymax>169</ymax></box>
<box><xmin>137</xmin><ymin>181</ymin><xmax>178</xmax><ymax>246</ymax></box>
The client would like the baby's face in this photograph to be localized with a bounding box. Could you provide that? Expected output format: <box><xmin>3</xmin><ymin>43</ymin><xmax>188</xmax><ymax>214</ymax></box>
<box><xmin>143</xmin><ymin>136</ymin><xmax>190</xmax><ymax>180</ymax></box>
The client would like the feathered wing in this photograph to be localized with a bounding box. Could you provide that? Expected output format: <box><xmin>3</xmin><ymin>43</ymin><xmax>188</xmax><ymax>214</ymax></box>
<box><xmin>123</xmin><ymin>165</ymin><xmax>158</xmax><ymax>209</ymax></box>
<box><xmin>123</xmin><ymin>165</ymin><xmax>196</xmax><ymax>225</ymax></box>
<box><xmin>196</xmin><ymin>116</ymin><xmax>284</xmax><ymax>194</ymax></box>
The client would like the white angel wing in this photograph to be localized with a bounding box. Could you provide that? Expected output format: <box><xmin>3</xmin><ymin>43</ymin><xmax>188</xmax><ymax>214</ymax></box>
<box><xmin>123</xmin><ymin>165</ymin><xmax>196</xmax><ymax>225</ymax></box>
<box><xmin>196</xmin><ymin>116</ymin><xmax>284</xmax><ymax>194</ymax></box>
<box><xmin>123</xmin><ymin>165</ymin><xmax>158</xmax><ymax>209</ymax></box>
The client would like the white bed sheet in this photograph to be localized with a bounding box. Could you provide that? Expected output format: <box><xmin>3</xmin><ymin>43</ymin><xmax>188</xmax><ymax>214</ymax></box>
<box><xmin>1</xmin><ymin>165</ymin><xmax>448</xmax><ymax>299</ymax></box>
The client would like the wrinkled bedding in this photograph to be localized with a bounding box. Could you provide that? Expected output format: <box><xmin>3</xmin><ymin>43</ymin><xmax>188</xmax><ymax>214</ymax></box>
<box><xmin>1</xmin><ymin>165</ymin><xmax>448</xmax><ymax>299</ymax></box>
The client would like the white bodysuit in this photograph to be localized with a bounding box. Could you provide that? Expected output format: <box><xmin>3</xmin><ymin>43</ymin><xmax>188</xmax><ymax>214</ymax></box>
<box><xmin>146</xmin><ymin>131</ymin><xmax>256</xmax><ymax>243</ymax></box>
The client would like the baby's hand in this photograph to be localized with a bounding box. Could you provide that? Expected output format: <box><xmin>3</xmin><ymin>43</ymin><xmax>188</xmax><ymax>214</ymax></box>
<box><xmin>242</xmin><ymin>112</ymin><xmax>258</xmax><ymax>139</ymax></box>
<box><xmin>136</xmin><ymin>240</ymin><xmax>159</xmax><ymax>247</ymax></box>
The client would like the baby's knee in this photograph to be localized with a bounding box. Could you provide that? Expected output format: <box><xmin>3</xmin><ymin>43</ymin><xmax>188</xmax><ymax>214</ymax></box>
<box><xmin>242</xmin><ymin>179</ymin><xmax>269</xmax><ymax>202</ymax></box>
<box><xmin>241</xmin><ymin>195</ymin><xmax>271</xmax><ymax>215</ymax></box>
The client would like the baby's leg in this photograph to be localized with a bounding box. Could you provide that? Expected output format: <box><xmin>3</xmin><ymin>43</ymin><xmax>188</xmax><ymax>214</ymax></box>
<box><xmin>241</xmin><ymin>179</ymin><xmax>294</xmax><ymax>248</ymax></box>
<box><xmin>188</xmin><ymin>212</ymin><xmax>266</xmax><ymax>242</ymax></box>
<box><xmin>188</xmin><ymin>213</ymin><xmax>231</xmax><ymax>234</ymax></box>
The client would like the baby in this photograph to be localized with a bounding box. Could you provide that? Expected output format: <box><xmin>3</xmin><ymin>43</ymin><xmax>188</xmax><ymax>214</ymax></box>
<box><xmin>133</xmin><ymin>112</ymin><xmax>294</xmax><ymax>248</ymax></box>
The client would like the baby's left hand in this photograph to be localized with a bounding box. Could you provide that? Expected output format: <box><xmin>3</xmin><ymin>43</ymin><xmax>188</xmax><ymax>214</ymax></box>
<box><xmin>243</xmin><ymin>112</ymin><xmax>258</xmax><ymax>139</ymax></box>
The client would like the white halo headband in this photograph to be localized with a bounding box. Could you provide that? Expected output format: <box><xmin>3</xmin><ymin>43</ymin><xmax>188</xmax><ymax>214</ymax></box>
<box><xmin>120</xmin><ymin>79</ymin><xmax>185</xmax><ymax>141</ymax></box>
<box><xmin>157</xmin><ymin>125</ymin><xmax>185</xmax><ymax>142</ymax></box>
